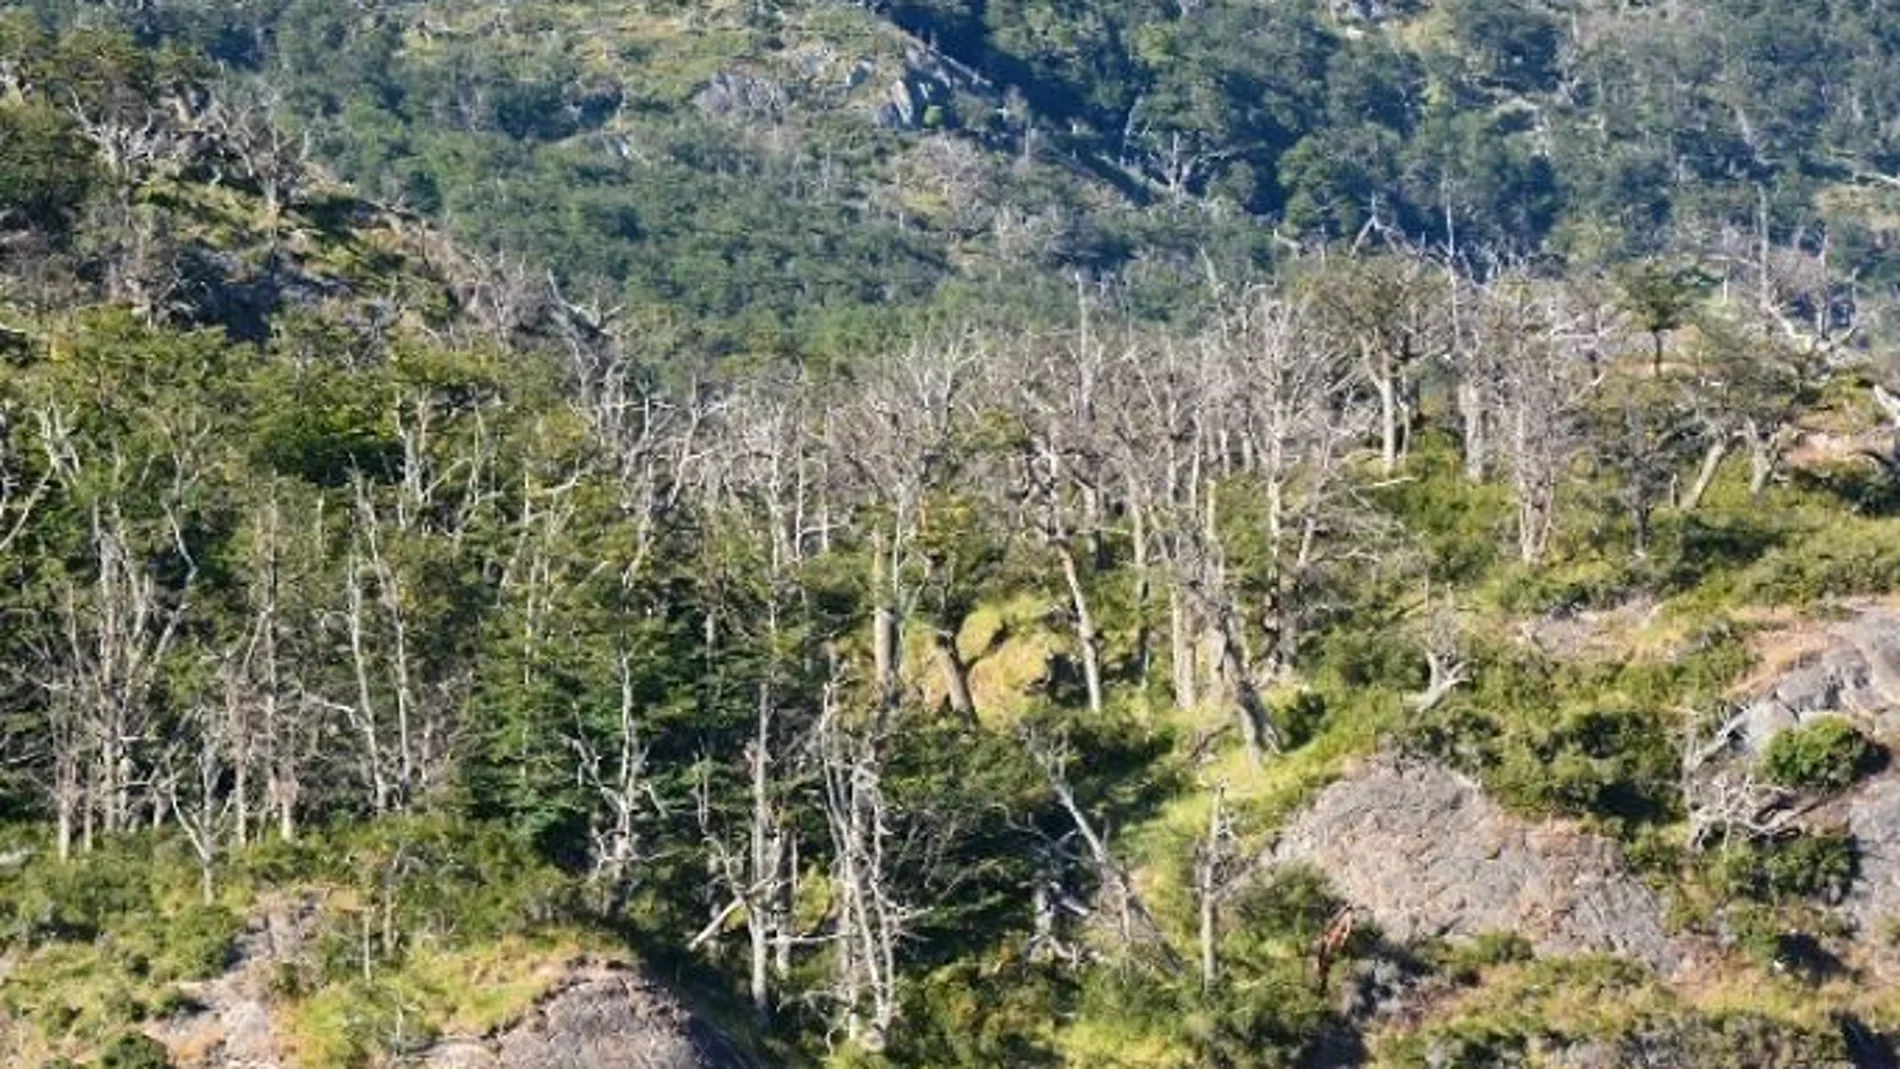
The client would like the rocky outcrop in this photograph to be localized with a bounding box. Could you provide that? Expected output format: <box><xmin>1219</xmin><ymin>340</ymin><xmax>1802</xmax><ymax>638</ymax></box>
<box><xmin>694</xmin><ymin>71</ymin><xmax>788</xmax><ymax>122</ymax></box>
<box><xmin>1842</xmin><ymin>775</ymin><xmax>1900</xmax><ymax>944</ymax></box>
<box><xmin>1729</xmin><ymin>608</ymin><xmax>1900</xmax><ymax>753</ymax></box>
<box><xmin>151</xmin><ymin>894</ymin><xmax>319</xmax><ymax>1068</ymax></box>
<box><xmin>1271</xmin><ymin>756</ymin><xmax>1692</xmax><ymax>974</ymax></box>
<box><xmin>424</xmin><ymin>962</ymin><xmax>753</xmax><ymax>1069</ymax></box>
<box><xmin>150</xmin><ymin>899</ymin><xmax>750</xmax><ymax>1069</ymax></box>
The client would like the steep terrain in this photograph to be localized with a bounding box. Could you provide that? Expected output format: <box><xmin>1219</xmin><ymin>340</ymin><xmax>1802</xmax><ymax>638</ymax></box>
<box><xmin>11</xmin><ymin>4</ymin><xmax>1900</xmax><ymax>1069</ymax></box>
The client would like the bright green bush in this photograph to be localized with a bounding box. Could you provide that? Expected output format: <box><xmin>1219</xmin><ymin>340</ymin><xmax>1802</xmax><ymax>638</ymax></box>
<box><xmin>1760</xmin><ymin>718</ymin><xmax>1876</xmax><ymax>793</ymax></box>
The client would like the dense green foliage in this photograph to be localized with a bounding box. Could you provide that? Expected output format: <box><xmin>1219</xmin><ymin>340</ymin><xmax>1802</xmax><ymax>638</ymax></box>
<box><xmin>12</xmin><ymin>0</ymin><xmax>1900</xmax><ymax>357</ymax></box>
<box><xmin>1761</xmin><ymin>717</ymin><xmax>1879</xmax><ymax>793</ymax></box>
<box><xmin>4</xmin><ymin>4</ymin><xmax>1900</xmax><ymax>1069</ymax></box>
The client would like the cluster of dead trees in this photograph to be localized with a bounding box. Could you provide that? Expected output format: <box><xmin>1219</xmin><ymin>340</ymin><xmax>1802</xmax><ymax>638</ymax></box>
<box><xmin>0</xmin><ymin>222</ymin><xmax>1872</xmax><ymax>1046</ymax></box>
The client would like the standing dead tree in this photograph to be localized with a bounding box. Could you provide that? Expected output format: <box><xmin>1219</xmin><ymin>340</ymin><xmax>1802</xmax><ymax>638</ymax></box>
<box><xmin>30</xmin><ymin>400</ymin><xmax>203</xmax><ymax>860</ymax></box>
<box><xmin>1477</xmin><ymin>272</ymin><xmax>1609</xmax><ymax>564</ymax></box>
<box><xmin>569</xmin><ymin>651</ymin><xmax>659</xmax><ymax>914</ymax></box>
<box><xmin>818</xmin><ymin>673</ymin><xmax>917</xmax><ymax>1053</ymax></box>
<box><xmin>685</xmin><ymin>379</ymin><xmax>825</xmax><ymax>1025</ymax></box>
<box><xmin>324</xmin><ymin>379</ymin><xmax>503</xmax><ymax>814</ymax></box>
<box><xmin>831</xmin><ymin>336</ymin><xmax>985</xmax><ymax>722</ymax></box>
<box><xmin>1012</xmin><ymin>324</ymin><xmax>1116</xmax><ymax>716</ymax></box>
<box><xmin>1023</xmin><ymin>728</ymin><xmax>1182</xmax><ymax>972</ymax></box>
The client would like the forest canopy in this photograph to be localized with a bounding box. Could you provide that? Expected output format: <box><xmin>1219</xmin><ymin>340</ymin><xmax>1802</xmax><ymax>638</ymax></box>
<box><xmin>4</xmin><ymin>3</ymin><xmax>1900</xmax><ymax>1069</ymax></box>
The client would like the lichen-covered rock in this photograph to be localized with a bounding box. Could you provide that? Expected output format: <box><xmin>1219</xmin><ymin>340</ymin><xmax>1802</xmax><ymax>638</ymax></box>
<box><xmin>148</xmin><ymin>899</ymin><xmax>751</xmax><ymax>1069</ymax></box>
<box><xmin>694</xmin><ymin>71</ymin><xmax>788</xmax><ymax>121</ymax></box>
<box><xmin>422</xmin><ymin>962</ymin><xmax>753</xmax><ymax>1069</ymax></box>
<box><xmin>1271</xmin><ymin>756</ymin><xmax>1691</xmax><ymax>974</ymax></box>
<box><xmin>1841</xmin><ymin>775</ymin><xmax>1900</xmax><ymax>946</ymax></box>
<box><xmin>1730</xmin><ymin>609</ymin><xmax>1900</xmax><ymax>753</ymax></box>
<box><xmin>150</xmin><ymin>894</ymin><xmax>319</xmax><ymax>1068</ymax></box>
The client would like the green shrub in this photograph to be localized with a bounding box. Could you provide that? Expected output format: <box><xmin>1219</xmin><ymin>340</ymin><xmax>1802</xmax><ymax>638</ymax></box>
<box><xmin>1430</xmin><ymin>931</ymin><xmax>1535</xmax><ymax>983</ymax></box>
<box><xmin>1446</xmin><ymin>703</ymin><xmax>1681</xmax><ymax>825</ymax></box>
<box><xmin>0</xmin><ymin>102</ymin><xmax>96</xmax><ymax>229</ymax></box>
<box><xmin>1760</xmin><ymin>718</ymin><xmax>1876</xmax><ymax>793</ymax></box>
<box><xmin>1740</xmin><ymin>519</ymin><xmax>1900</xmax><ymax>604</ymax></box>
<box><xmin>144</xmin><ymin>904</ymin><xmax>241</xmax><ymax>983</ymax></box>
<box><xmin>1710</xmin><ymin>829</ymin><xmax>1858</xmax><ymax>903</ymax></box>
<box><xmin>96</xmin><ymin>1033</ymin><xmax>172</xmax><ymax>1069</ymax></box>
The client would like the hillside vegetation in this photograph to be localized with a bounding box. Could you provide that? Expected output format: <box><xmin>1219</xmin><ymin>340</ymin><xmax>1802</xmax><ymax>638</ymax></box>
<box><xmin>5</xmin><ymin>2</ymin><xmax>1900</xmax><ymax>1068</ymax></box>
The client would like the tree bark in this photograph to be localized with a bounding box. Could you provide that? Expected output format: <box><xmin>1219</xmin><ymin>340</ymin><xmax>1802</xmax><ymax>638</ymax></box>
<box><xmin>932</xmin><ymin>626</ymin><xmax>976</xmax><ymax>724</ymax></box>
<box><xmin>1681</xmin><ymin>435</ymin><xmax>1732</xmax><ymax>512</ymax></box>
<box><xmin>1170</xmin><ymin>587</ymin><xmax>1197</xmax><ymax>710</ymax></box>
<box><xmin>1057</xmin><ymin>544</ymin><xmax>1105</xmax><ymax>715</ymax></box>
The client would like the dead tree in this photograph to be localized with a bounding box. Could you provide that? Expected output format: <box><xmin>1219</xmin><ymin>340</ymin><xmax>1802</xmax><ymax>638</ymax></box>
<box><xmin>1193</xmin><ymin>782</ymin><xmax>1247</xmax><ymax>992</ymax></box>
<box><xmin>165</xmin><ymin>663</ymin><xmax>239</xmax><ymax>904</ymax></box>
<box><xmin>818</xmin><ymin>678</ymin><xmax>915</xmax><ymax>1052</ymax></box>
<box><xmin>685</xmin><ymin>380</ymin><xmax>824</xmax><ymax>1024</ymax></box>
<box><xmin>570</xmin><ymin>652</ymin><xmax>657</xmax><ymax>914</ymax></box>
<box><xmin>1405</xmin><ymin>602</ymin><xmax>1469</xmax><ymax>715</ymax></box>
<box><xmin>692</xmin><ymin>682</ymin><xmax>794</xmax><ymax>1026</ymax></box>
<box><xmin>205</xmin><ymin>84</ymin><xmax>312</xmax><ymax>230</ymax></box>
<box><xmin>1863</xmin><ymin>383</ymin><xmax>1900</xmax><ymax>480</ymax></box>
<box><xmin>324</xmin><ymin>381</ymin><xmax>502</xmax><ymax>813</ymax></box>
<box><xmin>1304</xmin><ymin>250</ymin><xmax>1448</xmax><ymax>475</ymax></box>
<box><xmin>1678</xmin><ymin>711</ymin><xmax>1802</xmax><ymax>850</ymax></box>
<box><xmin>31</xmin><ymin>403</ymin><xmax>201</xmax><ymax>859</ymax></box>
<box><xmin>1013</xmin><ymin>321</ymin><xmax>1116</xmax><ymax>716</ymax></box>
<box><xmin>1480</xmin><ymin>273</ymin><xmax>1607</xmax><ymax>564</ymax></box>
<box><xmin>832</xmin><ymin>336</ymin><xmax>985</xmax><ymax>722</ymax></box>
<box><xmin>1023</xmin><ymin>728</ymin><xmax>1182</xmax><ymax>971</ymax></box>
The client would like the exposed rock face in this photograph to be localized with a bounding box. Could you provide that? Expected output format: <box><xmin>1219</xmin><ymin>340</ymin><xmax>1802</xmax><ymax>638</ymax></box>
<box><xmin>1842</xmin><ymin>775</ymin><xmax>1900</xmax><ymax>943</ymax></box>
<box><xmin>424</xmin><ymin>962</ymin><xmax>753</xmax><ymax>1069</ymax></box>
<box><xmin>152</xmin><ymin>894</ymin><xmax>319</xmax><ymax>1068</ymax></box>
<box><xmin>694</xmin><ymin>71</ymin><xmax>788</xmax><ymax>121</ymax></box>
<box><xmin>150</xmin><ymin>899</ymin><xmax>750</xmax><ymax>1069</ymax></box>
<box><xmin>1271</xmin><ymin>756</ymin><xmax>1690</xmax><ymax>974</ymax></box>
<box><xmin>1730</xmin><ymin>608</ymin><xmax>1900</xmax><ymax>753</ymax></box>
<box><xmin>871</xmin><ymin>48</ymin><xmax>974</xmax><ymax>130</ymax></box>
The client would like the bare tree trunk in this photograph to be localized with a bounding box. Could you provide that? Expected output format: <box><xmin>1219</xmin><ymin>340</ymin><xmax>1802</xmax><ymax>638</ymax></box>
<box><xmin>1056</xmin><ymin>544</ymin><xmax>1105</xmax><ymax>715</ymax></box>
<box><xmin>1744</xmin><ymin>421</ymin><xmax>1780</xmax><ymax>498</ymax></box>
<box><xmin>1682</xmin><ymin>435</ymin><xmax>1732</xmax><ymax>512</ymax></box>
<box><xmin>1026</xmin><ymin>733</ymin><xmax>1183</xmax><ymax>971</ymax></box>
<box><xmin>1170</xmin><ymin>587</ymin><xmax>1197</xmax><ymax>710</ymax></box>
<box><xmin>344</xmin><ymin>550</ymin><xmax>392</xmax><ymax>815</ymax></box>
<box><xmin>871</xmin><ymin>528</ymin><xmax>898</xmax><ymax>712</ymax></box>
<box><xmin>819</xmin><ymin>682</ymin><xmax>909</xmax><ymax>1052</ymax></box>
<box><xmin>1459</xmin><ymin>379</ymin><xmax>1487</xmax><ymax>483</ymax></box>
<box><xmin>932</xmin><ymin>627</ymin><xmax>977</xmax><ymax>724</ymax></box>
<box><xmin>53</xmin><ymin>741</ymin><xmax>79</xmax><ymax>862</ymax></box>
<box><xmin>747</xmin><ymin>697</ymin><xmax>779</xmax><ymax>1025</ymax></box>
<box><xmin>1375</xmin><ymin>352</ymin><xmax>1400</xmax><ymax>475</ymax></box>
<box><xmin>1214</xmin><ymin>613</ymin><xmax>1277</xmax><ymax>767</ymax></box>
<box><xmin>1195</xmin><ymin>784</ymin><xmax>1230</xmax><ymax>993</ymax></box>
<box><xmin>1130</xmin><ymin>499</ymin><xmax>1153</xmax><ymax>686</ymax></box>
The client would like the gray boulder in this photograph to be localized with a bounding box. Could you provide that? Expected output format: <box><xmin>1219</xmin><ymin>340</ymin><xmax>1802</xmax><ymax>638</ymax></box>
<box><xmin>1842</xmin><ymin>775</ymin><xmax>1900</xmax><ymax>947</ymax></box>
<box><xmin>1271</xmin><ymin>756</ymin><xmax>1692</xmax><ymax>974</ymax></box>
<box><xmin>694</xmin><ymin>71</ymin><xmax>787</xmax><ymax>121</ymax></box>
<box><xmin>1731</xmin><ymin>609</ymin><xmax>1900</xmax><ymax>753</ymax></box>
<box><xmin>424</xmin><ymin>962</ymin><xmax>753</xmax><ymax>1069</ymax></box>
<box><xmin>149</xmin><ymin>895</ymin><xmax>752</xmax><ymax>1069</ymax></box>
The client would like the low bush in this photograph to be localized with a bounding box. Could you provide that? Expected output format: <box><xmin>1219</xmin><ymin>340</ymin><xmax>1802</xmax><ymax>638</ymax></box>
<box><xmin>1760</xmin><ymin>718</ymin><xmax>1877</xmax><ymax>793</ymax></box>
<box><xmin>1710</xmin><ymin>828</ymin><xmax>1858</xmax><ymax>903</ymax></box>
<box><xmin>96</xmin><ymin>1033</ymin><xmax>172</xmax><ymax>1069</ymax></box>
